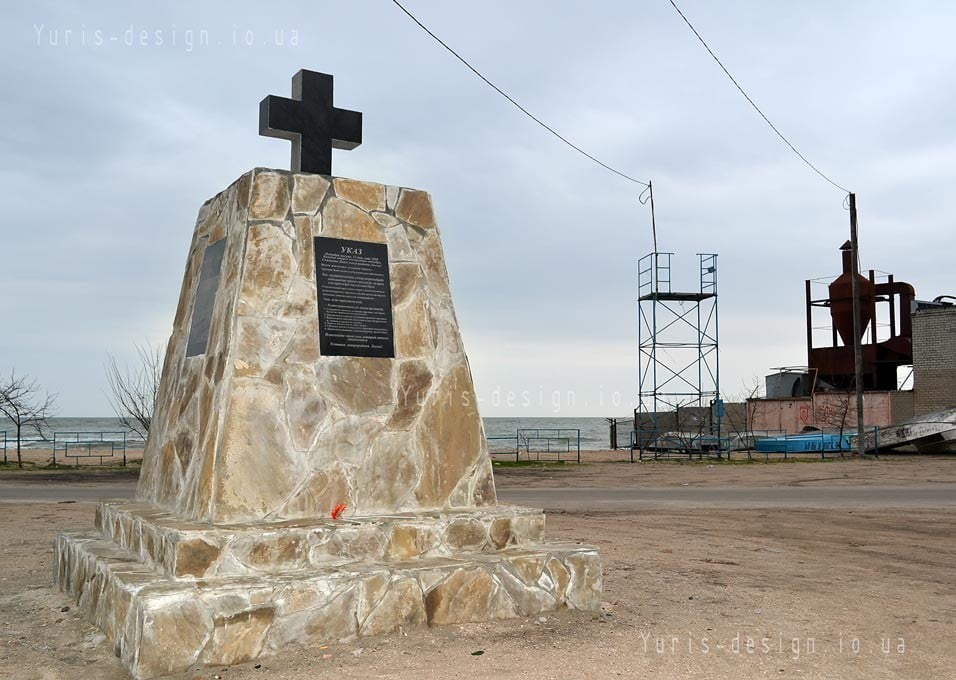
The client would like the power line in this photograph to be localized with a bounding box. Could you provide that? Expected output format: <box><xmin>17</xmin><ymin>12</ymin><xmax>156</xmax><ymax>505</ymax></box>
<box><xmin>667</xmin><ymin>0</ymin><xmax>851</xmax><ymax>195</ymax></box>
<box><xmin>389</xmin><ymin>0</ymin><xmax>650</xmax><ymax>188</ymax></box>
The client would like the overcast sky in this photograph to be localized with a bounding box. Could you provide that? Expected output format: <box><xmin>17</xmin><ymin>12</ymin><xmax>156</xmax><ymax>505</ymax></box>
<box><xmin>3</xmin><ymin>1</ymin><xmax>955</xmax><ymax>417</ymax></box>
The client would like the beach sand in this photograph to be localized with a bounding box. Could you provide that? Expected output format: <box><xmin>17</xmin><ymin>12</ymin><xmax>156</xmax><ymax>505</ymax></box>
<box><xmin>0</xmin><ymin>457</ymin><xmax>953</xmax><ymax>679</ymax></box>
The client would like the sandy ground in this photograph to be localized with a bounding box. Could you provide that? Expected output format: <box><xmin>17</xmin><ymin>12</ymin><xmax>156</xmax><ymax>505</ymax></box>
<box><xmin>0</xmin><ymin>458</ymin><xmax>954</xmax><ymax>680</ymax></box>
<box><xmin>1</xmin><ymin>447</ymin><xmax>143</xmax><ymax>468</ymax></box>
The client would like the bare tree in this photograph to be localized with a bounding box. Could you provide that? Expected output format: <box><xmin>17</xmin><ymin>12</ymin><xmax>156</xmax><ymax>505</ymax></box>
<box><xmin>815</xmin><ymin>388</ymin><xmax>854</xmax><ymax>457</ymax></box>
<box><xmin>105</xmin><ymin>343</ymin><xmax>162</xmax><ymax>439</ymax></box>
<box><xmin>0</xmin><ymin>371</ymin><xmax>57</xmax><ymax>468</ymax></box>
<box><xmin>722</xmin><ymin>378</ymin><xmax>762</xmax><ymax>458</ymax></box>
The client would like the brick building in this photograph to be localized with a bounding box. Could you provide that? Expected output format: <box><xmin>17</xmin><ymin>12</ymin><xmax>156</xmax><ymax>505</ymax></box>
<box><xmin>912</xmin><ymin>306</ymin><xmax>956</xmax><ymax>414</ymax></box>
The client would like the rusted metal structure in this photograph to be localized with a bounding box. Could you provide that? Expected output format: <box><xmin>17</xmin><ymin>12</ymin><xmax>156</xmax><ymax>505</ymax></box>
<box><xmin>806</xmin><ymin>242</ymin><xmax>915</xmax><ymax>390</ymax></box>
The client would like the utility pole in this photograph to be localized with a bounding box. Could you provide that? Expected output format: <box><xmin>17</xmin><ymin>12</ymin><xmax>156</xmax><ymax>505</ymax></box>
<box><xmin>848</xmin><ymin>193</ymin><xmax>866</xmax><ymax>456</ymax></box>
<box><xmin>648</xmin><ymin>180</ymin><xmax>658</xmax><ymax>255</ymax></box>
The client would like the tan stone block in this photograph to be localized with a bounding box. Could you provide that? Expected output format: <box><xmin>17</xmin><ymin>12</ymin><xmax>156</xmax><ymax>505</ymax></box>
<box><xmin>372</xmin><ymin>212</ymin><xmax>401</xmax><ymax>229</ymax></box>
<box><xmin>291</xmin><ymin>174</ymin><xmax>330</xmax><ymax>215</ymax></box>
<box><xmin>175</xmin><ymin>369</ymin><xmax>200</xmax><ymax>418</ymax></box>
<box><xmin>199</xmin><ymin>381</ymin><xmax>214</xmax><ymax>430</ymax></box>
<box><xmin>274</xmin><ymin>583</ymin><xmax>324</xmax><ymax>616</ymax></box>
<box><xmin>386</xmin><ymin>525</ymin><xmax>439</xmax><ymax>560</ymax></box>
<box><xmin>390</xmin><ymin>262</ymin><xmax>424</xmax><ymax>307</ymax></box>
<box><xmin>206</xmin><ymin>607</ymin><xmax>276</xmax><ymax>665</ymax></box>
<box><xmin>313</xmin><ymin>416</ymin><xmax>383</xmax><ymax>471</ymax></box>
<box><xmin>489</xmin><ymin>518</ymin><xmax>512</xmax><ymax>549</ymax></box>
<box><xmin>360</xmin><ymin>577</ymin><xmax>426</xmax><ymax>635</ymax></box>
<box><xmin>415</xmin><ymin>364</ymin><xmax>483</xmax><ymax>506</ymax></box>
<box><xmin>385</xmin><ymin>224</ymin><xmax>416</xmax><ymax>262</ymax></box>
<box><xmin>196</xmin><ymin>194</ymin><xmax>220</xmax><ymax>239</ymax></box>
<box><xmin>283</xmin><ymin>467</ymin><xmax>350</xmax><ymax>518</ymax></box>
<box><xmin>173</xmin><ymin>429</ymin><xmax>196</xmax><ymax>473</ymax></box>
<box><xmin>155</xmin><ymin>440</ymin><xmax>180</xmax><ymax>505</ymax></box>
<box><xmin>386</xmin><ymin>185</ymin><xmax>399</xmax><ymax>211</ymax></box>
<box><xmin>234</xmin><ymin>317</ymin><xmax>297</xmax><ymax>379</ymax></box>
<box><xmin>335</xmin><ymin>178</ymin><xmax>386</xmax><ymax>212</ymax></box>
<box><xmin>111</xmin><ymin>516</ymin><xmax>125</xmax><ymax>546</ymax></box>
<box><xmin>136</xmin><ymin>598</ymin><xmax>212</xmax><ymax>678</ymax></box>
<box><xmin>357</xmin><ymin>572</ymin><xmax>389</xmax><ymax>621</ymax></box>
<box><xmin>507</xmin><ymin>553</ymin><xmax>546</xmax><ymax>585</ymax></box>
<box><xmin>389</xmin><ymin>360</ymin><xmax>433</xmax><ymax>430</ymax></box>
<box><xmin>237</xmin><ymin>171</ymin><xmax>252</xmax><ymax>209</ymax></box>
<box><xmin>111</xmin><ymin>585</ymin><xmax>132</xmax><ymax>647</ymax></box>
<box><xmin>280</xmin><ymin>276</ymin><xmax>316</xmax><ymax>319</ymax></box>
<box><xmin>416</xmin><ymin>229</ymin><xmax>452</xmax><ymax>298</ymax></box>
<box><xmin>424</xmin><ymin>568</ymin><xmax>515</xmax><ymax>625</ymax></box>
<box><xmin>444</xmin><ymin>518</ymin><xmax>488</xmax><ymax>551</ymax></box>
<box><xmin>283</xmin><ymin>366</ymin><xmax>328</xmax><ymax>451</ymax></box>
<box><xmin>471</xmin><ymin>463</ymin><xmax>497</xmax><ymax>506</ymax></box>
<box><xmin>292</xmin><ymin>215</ymin><xmax>315</xmax><ymax>278</ymax></box>
<box><xmin>395</xmin><ymin>189</ymin><xmax>436</xmax><ymax>228</ymax></box>
<box><xmin>196</xmin><ymin>443</ymin><xmax>217</xmax><ymax>522</ymax></box>
<box><xmin>213</xmin><ymin>381</ymin><xmax>304</xmax><ymax>522</ymax></box>
<box><xmin>208</xmin><ymin>215</ymin><xmax>227</xmax><ymax>243</ymax></box>
<box><xmin>355</xmin><ymin>432</ymin><xmax>420</xmax><ymax>511</ymax></box>
<box><xmin>321</xmin><ymin>196</ymin><xmax>385</xmax><ymax>243</ymax></box>
<box><xmin>233</xmin><ymin>535</ymin><xmax>307</xmax><ymax>573</ymax></box>
<box><xmin>494</xmin><ymin>563</ymin><xmax>557</xmax><ymax>617</ymax></box>
<box><xmin>267</xmin><ymin>585</ymin><xmax>358</xmax><ymax>649</ymax></box>
<box><xmin>312</xmin><ymin>525</ymin><xmax>387</xmax><ymax>564</ymax></box>
<box><xmin>394</xmin><ymin>294</ymin><xmax>433</xmax><ymax>358</ymax></box>
<box><xmin>237</xmin><ymin>222</ymin><xmax>296</xmax><ymax>317</ymax></box>
<box><xmin>511</xmin><ymin>514</ymin><xmax>546</xmax><ymax>543</ymax></box>
<box><xmin>249</xmin><ymin>171</ymin><xmax>291</xmax><ymax>220</ymax></box>
<box><xmin>141</xmin><ymin>525</ymin><xmax>157</xmax><ymax>564</ymax></box>
<box><xmin>565</xmin><ymin>552</ymin><xmax>602</xmax><ymax>611</ymax></box>
<box><xmin>316</xmin><ymin>357</ymin><xmax>392</xmax><ymax>414</ymax></box>
<box><xmin>428</xmin><ymin>300</ymin><xmax>464</xmax><ymax>375</ymax></box>
<box><xmin>175</xmin><ymin>537</ymin><xmax>221</xmax><ymax>578</ymax></box>
<box><xmin>287</xmin><ymin>318</ymin><xmax>322</xmax><ymax>365</ymax></box>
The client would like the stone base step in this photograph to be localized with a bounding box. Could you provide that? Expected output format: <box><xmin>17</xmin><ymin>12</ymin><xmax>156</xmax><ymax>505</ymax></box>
<box><xmin>55</xmin><ymin>528</ymin><xmax>601</xmax><ymax>679</ymax></box>
<box><xmin>95</xmin><ymin>499</ymin><xmax>548</xmax><ymax>579</ymax></box>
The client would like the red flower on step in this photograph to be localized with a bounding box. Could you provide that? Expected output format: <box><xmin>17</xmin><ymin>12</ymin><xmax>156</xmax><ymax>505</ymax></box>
<box><xmin>330</xmin><ymin>503</ymin><xmax>346</xmax><ymax>520</ymax></box>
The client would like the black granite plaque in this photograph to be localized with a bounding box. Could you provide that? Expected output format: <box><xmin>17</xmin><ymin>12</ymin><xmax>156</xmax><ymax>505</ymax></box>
<box><xmin>314</xmin><ymin>237</ymin><xmax>394</xmax><ymax>358</ymax></box>
<box><xmin>185</xmin><ymin>239</ymin><xmax>226</xmax><ymax>357</ymax></box>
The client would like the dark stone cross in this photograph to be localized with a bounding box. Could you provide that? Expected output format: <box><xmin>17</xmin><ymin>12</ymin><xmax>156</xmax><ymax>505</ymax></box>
<box><xmin>259</xmin><ymin>70</ymin><xmax>362</xmax><ymax>175</ymax></box>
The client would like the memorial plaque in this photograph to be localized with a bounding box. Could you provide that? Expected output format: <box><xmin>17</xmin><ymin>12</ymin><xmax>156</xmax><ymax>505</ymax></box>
<box><xmin>186</xmin><ymin>238</ymin><xmax>226</xmax><ymax>357</ymax></box>
<box><xmin>314</xmin><ymin>236</ymin><xmax>394</xmax><ymax>358</ymax></box>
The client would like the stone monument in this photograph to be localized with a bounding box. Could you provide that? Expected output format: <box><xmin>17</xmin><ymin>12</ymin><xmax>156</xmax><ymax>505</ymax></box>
<box><xmin>54</xmin><ymin>70</ymin><xmax>601</xmax><ymax>679</ymax></box>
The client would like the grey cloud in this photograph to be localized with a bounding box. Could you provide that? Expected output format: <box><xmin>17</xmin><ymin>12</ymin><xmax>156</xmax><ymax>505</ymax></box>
<box><xmin>2</xmin><ymin>0</ymin><xmax>954</xmax><ymax>414</ymax></box>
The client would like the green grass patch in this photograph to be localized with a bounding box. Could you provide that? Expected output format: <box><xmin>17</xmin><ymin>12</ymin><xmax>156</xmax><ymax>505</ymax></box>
<box><xmin>491</xmin><ymin>459</ymin><xmax>579</xmax><ymax>468</ymax></box>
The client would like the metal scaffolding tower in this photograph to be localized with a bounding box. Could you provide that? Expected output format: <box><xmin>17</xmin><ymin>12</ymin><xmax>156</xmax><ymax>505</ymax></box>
<box><xmin>635</xmin><ymin>252</ymin><xmax>721</xmax><ymax>459</ymax></box>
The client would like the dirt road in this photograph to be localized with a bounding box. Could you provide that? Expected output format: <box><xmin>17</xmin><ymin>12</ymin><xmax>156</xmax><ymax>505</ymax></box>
<box><xmin>0</xmin><ymin>457</ymin><xmax>953</xmax><ymax>679</ymax></box>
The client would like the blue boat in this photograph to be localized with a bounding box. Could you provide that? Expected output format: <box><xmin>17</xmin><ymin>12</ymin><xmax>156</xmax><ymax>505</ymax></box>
<box><xmin>754</xmin><ymin>432</ymin><xmax>852</xmax><ymax>453</ymax></box>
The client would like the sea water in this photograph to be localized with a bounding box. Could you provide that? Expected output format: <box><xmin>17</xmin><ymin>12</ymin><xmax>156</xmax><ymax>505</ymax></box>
<box><xmin>0</xmin><ymin>416</ymin><xmax>631</xmax><ymax>451</ymax></box>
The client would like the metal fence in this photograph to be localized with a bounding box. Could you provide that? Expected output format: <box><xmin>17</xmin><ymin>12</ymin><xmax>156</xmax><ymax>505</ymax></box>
<box><xmin>630</xmin><ymin>428</ymin><xmax>736</xmax><ymax>461</ymax></box>
<box><xmin>487</xmin><ymin>428</ymin><xmax>582</xmax><ymax>463</ymax></box>
<box><xmin>0</xmin><ymin>430</ymin><xmax>142</xmax><ymax>466</ymax></box>
<box><xmin>751</xmin><ymin>427</ymin><xmax>880</xmax><ymax>459</ymax></box>
<box><xmin>487</xmin><ymin>434</ymin><xmax>520</xmax><ymax>459</ymax></box>
<box><xmin>53</xmin><ymin>431</ymin><xmax>131</xmax><ymax>466</ymax></box>
<box><xmin>629</xmin><ymin>427</ymin><xmax>880</xmax><ymax>460</ymax></box>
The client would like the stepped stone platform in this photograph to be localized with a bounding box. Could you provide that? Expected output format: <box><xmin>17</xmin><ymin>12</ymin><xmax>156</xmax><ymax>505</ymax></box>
<box><xmin>53</xmin><ymin>169</ymin><xmax>601</xmax><ymax>678</ymax></box>
<box><xmin>56</xmin><ymin>501</ymin><xmax>599</xmax><ymax>678</ymax></box>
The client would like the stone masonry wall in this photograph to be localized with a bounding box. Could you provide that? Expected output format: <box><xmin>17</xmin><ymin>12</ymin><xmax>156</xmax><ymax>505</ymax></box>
<box><xmin>138</xmin><ymin>169</ymin><xmax>496</xmax><ymax>524</ymax></box>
